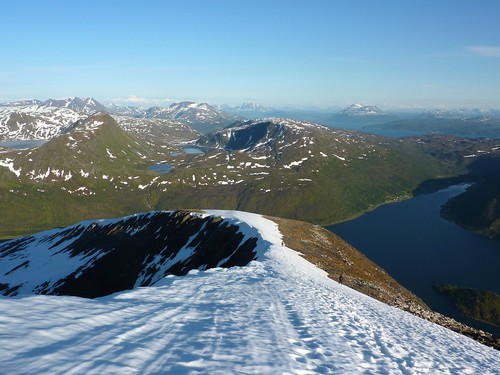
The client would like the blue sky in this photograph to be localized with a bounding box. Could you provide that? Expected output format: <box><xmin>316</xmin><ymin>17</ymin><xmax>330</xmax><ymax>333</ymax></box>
<box><xmin>2</xmin><ymin>0</ymin><xmax>500</xmax><ymax>109</ymax></box>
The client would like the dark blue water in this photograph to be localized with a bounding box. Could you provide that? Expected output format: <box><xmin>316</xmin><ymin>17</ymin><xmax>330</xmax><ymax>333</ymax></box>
<box><xmin>0</xmin><ymin>140</ymin><xmax>47</xmax><ymax>149</ymax></box>
<box><xmin>327</xmin><ymin>184</ymin><xmax>500</xmax><ymax>334</ymax></box>
<box><xmin>148</xmin><ymin>164</ymin><xmax>172</xmax><ymax>174</ymax></box>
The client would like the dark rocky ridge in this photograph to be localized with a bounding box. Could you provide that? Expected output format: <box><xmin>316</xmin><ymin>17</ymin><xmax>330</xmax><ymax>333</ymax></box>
<box><xmin>0</xmin><ymin>211</ymin><xmax>258</xmax><ymax>298</ymax></box>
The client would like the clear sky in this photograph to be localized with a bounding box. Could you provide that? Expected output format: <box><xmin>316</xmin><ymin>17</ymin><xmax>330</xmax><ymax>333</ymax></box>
<box><xmin>2</xmin><ymin>0</ymin><xmax>499</xmax><ymax>109</ymax></box>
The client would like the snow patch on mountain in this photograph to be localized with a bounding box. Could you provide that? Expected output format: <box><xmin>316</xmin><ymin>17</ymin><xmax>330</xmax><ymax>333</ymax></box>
<box><xmin>0</xmin><ymin>158</ymin><xmax>21</xmax><ymax>177</ymax></box>
<box><xmin>340</xmin><ymin>104</ymin><xmax>387</xmax><ymax>117</ymax></box>
<box><xmin>0</xmin><ymin>104</ymin><xmax>85</xmax><ymax>140</ymax></box>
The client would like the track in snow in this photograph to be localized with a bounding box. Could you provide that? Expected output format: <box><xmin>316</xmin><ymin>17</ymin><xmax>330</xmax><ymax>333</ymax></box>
<box><xmin>0</xmin><ymin>212</ymin><xmax>498</xmax><ymax>374</ymax></box>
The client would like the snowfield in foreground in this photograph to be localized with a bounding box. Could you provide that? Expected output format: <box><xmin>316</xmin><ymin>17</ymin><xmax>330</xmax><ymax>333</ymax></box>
<box><xmin>0</xmin><ymin>211</ymin><xmax>498</xmax><ymax>374</ymax></box>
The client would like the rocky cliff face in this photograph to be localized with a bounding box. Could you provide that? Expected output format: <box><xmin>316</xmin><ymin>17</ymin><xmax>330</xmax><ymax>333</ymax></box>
<box><xmin>0</xmin><ymin>211</ymin><xmax>258</xmax><ymax>298</ymax></box>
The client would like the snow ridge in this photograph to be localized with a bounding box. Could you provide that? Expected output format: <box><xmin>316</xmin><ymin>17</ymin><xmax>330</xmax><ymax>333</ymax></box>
<box><xmin>0</xmin><ymin>210</ymin><xmax>498</xmax><ymax>374</ymax></box>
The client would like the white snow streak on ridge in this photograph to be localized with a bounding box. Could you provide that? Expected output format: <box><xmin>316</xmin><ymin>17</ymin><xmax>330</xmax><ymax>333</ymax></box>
<box><xmin>0</xmin><ymin>158</ymin><xmax>21</xmax><ymax>177</ymax></box>
<box><xmin>0</xmin><ymin>210</ymin><xmax>498</xmax><ymax>374</ymax></box>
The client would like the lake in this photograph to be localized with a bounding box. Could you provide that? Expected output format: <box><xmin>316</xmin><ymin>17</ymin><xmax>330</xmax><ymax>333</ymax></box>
<box><xmin>0</xmin><ymin>140</ymin><xmax>47</xmax><ymax>149</ymax></box>
<box><xmin>148</xmin><ymin>163</ymin><xmax>172</xmax><ymax>174</ymax></box>
<box><xmin>171</xmin><ymin>146</ymin><xmax>206</xmax><ymax>157</ymax></box>
<box><xmin>327</xmin><ymin>184</ymin><xmax>500</xmax><ymax>334</ymax></box>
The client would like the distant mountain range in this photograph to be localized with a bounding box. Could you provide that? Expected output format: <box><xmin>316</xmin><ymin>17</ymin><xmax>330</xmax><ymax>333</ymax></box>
<box><xmin>365</xmin><ymin>109</ymin><xmax>500</xmax><ymax>138</ymax></box>
<box><xmin>2</xmin><ymin>110</ymin><xmax>485</xmax><ymax>237</ymax></box>
<box><xmin>0</xmin><ymin>97</ymin><xmax>240</xmax><ymax>137</ymax></box>
<box><xmin>217</xmin><ymin>103</ymin><xmax>277</xmax><ymax>118</ymax></box>
<box><xmin>4</xmin><ymin>97</ymin><xmax>108</xmax><ymax>114</ymax></box>
<box><xmin>4</xmin><ymin>97</ymin><xmax>500</xmax><ymax>139</ymax></box>
<box><xmin>329</xmin><ymin>104</ymin><xmax>398</xmax><ymax>124</ymax></box>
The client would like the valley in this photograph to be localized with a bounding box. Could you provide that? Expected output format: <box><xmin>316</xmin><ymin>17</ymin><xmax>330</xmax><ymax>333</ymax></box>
<box><xmin>3</xmin><ymin>98</ymin><xmax>498</xmax><ymax>238</ymax></box>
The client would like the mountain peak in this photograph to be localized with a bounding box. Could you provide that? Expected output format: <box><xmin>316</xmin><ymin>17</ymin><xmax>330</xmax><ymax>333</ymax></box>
<box><xmin>43</xmin><ymin>97</ymin><xmax>108</xmax><ymax>114</ymax></box>
<box><xmin>339</xmin><ymin>104</ymin><xmax>387</xmax><ymax>117</ymax></box>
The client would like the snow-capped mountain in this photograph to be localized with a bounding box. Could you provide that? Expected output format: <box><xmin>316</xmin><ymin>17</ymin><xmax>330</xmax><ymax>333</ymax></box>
<box><xmin>0</xmin><ymin>210</ymin><xmax>498</xmax><ymax>373</ymax></box>
<box><xmin>417</xmin><ymin>108</ymin><xmax>466</xmax><ymax>120</ymax></box>
<box><xmin>339</xmin><ymin>103</ymin><xmax>388</xmax><ymax>117</ymax></box>
<box><xmin>0</xmin><ymin>103</ymin><xmax>86</xmax><ymax>140</ymax></box>
<box><xmin>43</xmin><ymin>97</ymin><xmax>109</xmax><ymax>114</ymax></box>
<box><xmin>0</xmin><ymin>97</ymin><xmax>107</xmax><ymax>140</ymax></box>
<box><xmin>196</xmin><ymin>117</ymin><xmax>369</xmax><ymax>154</ymax></box>
<box><xmin>0</xmin><ymin>113</ymin><xmax>152</xmax><ymax>184</ymax></box>
<box><xmin>144</xmin><ymin>101</ymin><xmax>240</xmax><ymax>133</ymax></box>
<box><xmin>109</xmin><ymin>101</ymin><xmax>240</xmax><ymax>133</ymax></box>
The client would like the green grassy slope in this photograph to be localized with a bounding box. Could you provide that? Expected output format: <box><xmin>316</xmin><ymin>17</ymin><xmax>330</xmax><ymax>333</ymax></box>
<box><xmin>0</xmin><ymin>117</ymin><xmax>491</xmax><ymax>238</ymax></box>
<box><xmin>433</xmin><ymin>284</ymin><xmax>500</xmax><ymax>327</ymax></box>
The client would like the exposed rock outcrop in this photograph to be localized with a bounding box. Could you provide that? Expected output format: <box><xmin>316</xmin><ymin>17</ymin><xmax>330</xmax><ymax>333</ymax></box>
<box><xmin>0</xmin><ymin>211</ymin><xmax>258</xmax><ymax>298</ymax></box>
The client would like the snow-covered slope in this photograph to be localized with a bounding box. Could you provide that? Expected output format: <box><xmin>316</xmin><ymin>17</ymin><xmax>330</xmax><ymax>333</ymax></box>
<box><xmin>0</xmin><ymin>211</ymin><xmax>259</xmax><ymax>297</ymax></box>
<box><xmin>0</xmin><ymin>210</ymin><xmax>497</xmax><ymax>374</ymax></box>
<box><xmin>0</xmin><ymin>104</ymin><xmax>85</xmax><ymax>140</ymax></box>
<box><xmin>0</xmin><ymin>98</ymin><xmax>107</xmax><ymax>140</ymax></box>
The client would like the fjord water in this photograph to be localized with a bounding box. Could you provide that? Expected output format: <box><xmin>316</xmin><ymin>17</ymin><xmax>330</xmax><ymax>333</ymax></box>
<box><xmin>327</xmin><ymin>184</ymin><xmax>500</xmax><ymax>334</ymax></box>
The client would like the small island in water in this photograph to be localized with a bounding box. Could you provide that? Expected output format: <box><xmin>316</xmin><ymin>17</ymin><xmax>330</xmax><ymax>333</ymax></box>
<box><xmin>433</xmin><ymin>284</ymin><xmax>500</xmax><ymax>328</ymax></box>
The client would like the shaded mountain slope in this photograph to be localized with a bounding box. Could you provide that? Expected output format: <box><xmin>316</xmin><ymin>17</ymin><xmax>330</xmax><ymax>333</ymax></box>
<box><xmin>0</xmin><ymin>211</ymin><xmax>259</xmax><ymax>298</ymax></box>
<box><xmin>440</xmin><ymin>156</ymin><xmax>500</xmax><ymax>239</ymax></box>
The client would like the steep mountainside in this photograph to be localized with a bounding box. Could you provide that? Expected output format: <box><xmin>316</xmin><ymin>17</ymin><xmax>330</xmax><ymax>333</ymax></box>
<box><xmin>440</xmin><ymin>157</ymin><xmax>500</xmax><ymax>239</ymax></box>
<box><xmin>0</xmin><ymin>211</ymin><xmax>259</xmax><ymax>298</ymax></box>
<box><xmin>0</xmin><ymin>113</ymin><xmax>163</xmax><ymax>236</ymax></box>
<box><xmin>0</xmin><ymin>210</ymin><xmax>421</xmax><ymax>306</ymax></box>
